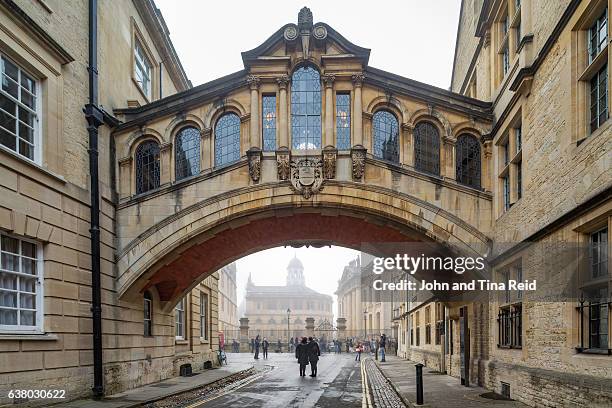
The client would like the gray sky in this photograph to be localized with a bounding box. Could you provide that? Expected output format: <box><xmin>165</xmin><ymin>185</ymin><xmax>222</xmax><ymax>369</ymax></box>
<box><xmin>155</xmin><ymin>1</ymin><xmax>462</xmax><ymax>317</ymax></box>
<box><xmin>156</xmin><ymin>0</ymin><xmax>462</xmax><ymax>89</ymax></box>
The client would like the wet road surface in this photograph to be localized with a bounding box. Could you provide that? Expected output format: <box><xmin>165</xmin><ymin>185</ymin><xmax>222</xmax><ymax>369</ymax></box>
<box><xmin>200</xmin><ymin>352</ymin><xmax>362</xmax><ymax>408</ymax></box>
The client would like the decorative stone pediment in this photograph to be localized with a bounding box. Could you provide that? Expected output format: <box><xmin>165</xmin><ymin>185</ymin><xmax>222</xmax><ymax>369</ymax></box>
<box><xmin>241</xmin><ymin>8</ymin><xmax>370</xmax><ymax>68</ymax></box>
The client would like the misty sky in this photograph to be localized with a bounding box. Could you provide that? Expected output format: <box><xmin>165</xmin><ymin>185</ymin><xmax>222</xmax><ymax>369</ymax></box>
<box><xmin>154</xmin><ymin>1</ymin><xmax>462</xmax><ymax>318</ymax></box>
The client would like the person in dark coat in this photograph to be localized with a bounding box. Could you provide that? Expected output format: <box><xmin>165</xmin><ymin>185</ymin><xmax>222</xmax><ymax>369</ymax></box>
<box><xmin>295</xmin><ymin>337</ymin><xmax>309</xmax><ymax>377</ymax></box>
<box><xmin>379</xmin><ymin>333</ymin><xmax>387</xmax><ymax>362</ymax></box>
<box><xmin>262</xmin><ymin>337</ymin><xmax>269</xmax><ymax>359</ymax></box>
<box><xmin>250</xmin><ymin>338</ymin><xmax>255</xmax><ymax>353</ymax></box>
<box><xmin>254</xmin><ymin>335</ymin><xmax>260</xmax><ymax>360</ymax></box>
<box><xmin>307</xmin><ymin>336</ymin><xmax>321</xmax><ymax>377</ymax></box>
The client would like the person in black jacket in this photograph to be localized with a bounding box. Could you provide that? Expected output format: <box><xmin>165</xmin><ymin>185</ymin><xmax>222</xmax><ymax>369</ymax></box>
<box><xmin>307</xmin><ymin>337</ymin><xmax>321</xmax><ymax>377</ymax></box>
<box><xmin>295</xmin><ymin>337</ymin><xmax>309</xmax><ymax>377</ymax></box>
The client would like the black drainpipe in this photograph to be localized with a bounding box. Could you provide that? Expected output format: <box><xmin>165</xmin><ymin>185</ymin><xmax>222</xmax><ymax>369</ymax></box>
<box><xmin>84</xmin><ymin>0</ymin><xmax>104</xmax><ymax>398</ymax></box>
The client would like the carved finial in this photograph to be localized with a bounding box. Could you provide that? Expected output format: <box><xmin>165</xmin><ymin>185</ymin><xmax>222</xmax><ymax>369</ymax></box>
<box><xmin>298</xmin><ymin>7</ymin><xmax>313</xmax><ymax>31</ymax></box>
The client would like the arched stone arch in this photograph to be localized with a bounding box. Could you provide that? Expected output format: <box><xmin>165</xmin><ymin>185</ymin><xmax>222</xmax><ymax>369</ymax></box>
<box><xmin>115</xmin><ymin>183</ymin><xmax>491</xmax><ymax>310</ymax></box>
<box><xmin>409</xmin><ymin>107</ymin><xmax>452</xmax><ymax>139</ymax></box>
<box><xmin>203</xmin><ymin>98</ymin><xmax>247</xmax><ymax>129</ymax></box>
<box><xmin>123</xmin><ymin>128</ymin><xmax>164</xmax><ymax>159</ymax></box>
<box><xmin>366</xmin><ymin>95</ymin><xmax>409</xmax><ymax>123</ymax></box>
<box><xmin>165</xmin><ymin>113</ymin><xmax>205</xmax><ymax>141</ymax></box>
<box><xmin>289</xmin><ymin>58</ymin><xmax>323</xmax><ymax>77</ymax></box>
<box><xmin>451</xmin><ymin>120</ymin><xmax>488</xmax><ymax>141</ymax></box>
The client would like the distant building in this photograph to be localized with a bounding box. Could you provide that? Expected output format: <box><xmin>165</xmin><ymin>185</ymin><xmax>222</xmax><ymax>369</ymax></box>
<box><xmin>243</xmin><ymin>256</ymin><xmax>334</xmax><ymax>340</ymax></box>
<box><xmin>218</xmin><ymin>263</ymin><xmax>239</xmax><ymax>337</ymax></box>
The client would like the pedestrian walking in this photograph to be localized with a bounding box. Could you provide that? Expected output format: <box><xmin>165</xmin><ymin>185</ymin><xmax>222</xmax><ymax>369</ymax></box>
<box><xmin>355</xmin><ymin>342</ymin><xmax>362</xmax><ymax>361</ymax></box>
<box><xmin>295</xmin><ymin>337</ymin><xmax>309</xmax><ymax>377</ymax></box>
<box><xmin>250</xmin><ymin>337</ymin><xmax>255</xmax><ymax>353</ymax></box>
<box><xmin>277</xmin><ymin>339</ymin><xmax>282</xmax><ymax>353</ymax></box>
<box><xmin>307</xmin><ymin>336</ymin><xmax>321</xmax><ymax>377</ymax></box>
<box><xmin>290</xmin><ymin>337</ymin><xmax>295</xmax><ymax>353</ymax></box>
<box><xmin>379</xmin><ymin>333</ymin><xmax>387</xmax><ymax>362</ymax></box>
<box><xmin>375</xmin><ymin>338</ymin><xmax>380</xmax><ymax>361</ymax></box>
<box><xmin>262</xmin><ymin>337</ymin><xmax>269</xmax><ymax>359</ymax></box>
<box><xmin>254</xmin><ymin>335</ymin><xmax>260</xmax><ymax>360</ymax></box>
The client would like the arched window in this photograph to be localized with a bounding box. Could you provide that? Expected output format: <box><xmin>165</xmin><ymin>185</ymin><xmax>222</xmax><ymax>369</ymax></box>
<box><xmin>414</xmin><ymin>122</ymin><xmax>440</xmax><ymax>175</ymax></box>
<box><xmin>175</xmin><ymin>126</ymin><xmax>200</xmax><ymax>180</ymax></box>
<box><xmin>373</xmin><ymin>110</ymin><xmax>399</xmax><ymax>162</ymax></box>
<box><xmin>214</xmin><ymin>113</ymin><xmax>241</xmax><ymax>166</ymax></box>
<box><xmin>291</xmin><ymin>66</ymin><xmax>321</xmax><ymax>149</ymax></box>
<box><xmin>455</xmin><ymin>134</ymin><xmax>481</xmax><ymax>188</ymax></box>
<box><xmin>135</xmin><ymin>140</ymin><xmax>160</xmax><ymax>194</ymax></box>
<box><xmin>143</xmin><ymin>291</ymin><xmax>152</xmax><ymax>336</ymax></box>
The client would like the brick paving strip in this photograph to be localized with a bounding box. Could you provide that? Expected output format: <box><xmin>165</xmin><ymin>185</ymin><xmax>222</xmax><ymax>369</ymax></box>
<box><xmin>362</xmin><ymin>357</ymin><xmax>407</xmax><ymax>408</ymax></box>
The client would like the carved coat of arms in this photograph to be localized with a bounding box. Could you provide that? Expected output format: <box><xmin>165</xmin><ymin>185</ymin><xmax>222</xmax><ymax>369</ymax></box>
<box><xmin>290</xmin><ymin>158</ymin><xmax>323</xmax><ymax>199</ymax></box>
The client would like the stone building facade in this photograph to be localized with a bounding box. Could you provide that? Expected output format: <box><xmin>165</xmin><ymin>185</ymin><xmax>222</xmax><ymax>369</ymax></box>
<box><xmin>217</xmin><ymin>262</ymin><xmax>238</xmax><ymax>338</ymax></box>
<box><xmin>243</xmin><ymin>256</ymin><xmax>333</xmax><ymax>341</ymax></box>
<box><xmin>397</xmin><ymin>1</ymin><xmax>611</xmax><ymax>407</ymax></box>
<box><xmin>0</xmin><ymin>0</ymin><xmax>220</xmax><ymax>405</ymax></box>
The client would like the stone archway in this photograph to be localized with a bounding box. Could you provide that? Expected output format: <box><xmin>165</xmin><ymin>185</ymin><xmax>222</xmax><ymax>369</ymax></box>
<box><xmin>116</xmin><ymin>182</ymin><xmax>490</xmax><ymax>309</ymax></box>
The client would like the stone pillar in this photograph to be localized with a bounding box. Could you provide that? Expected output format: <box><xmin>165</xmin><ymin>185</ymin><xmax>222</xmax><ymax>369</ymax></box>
<box><xmin>118</xmin><ymin>157</ymin><xmax>132</xmax><ymax>199</ymax></box>
<box><xmin>352</xmin><ymin>73</ymin><xmax>365</xmax><ymax>147</ymax></box>
<box><xmin>201</xmin><ymin>128</ymin><xmax>212</xmax><ymax>170</ymax></box>
<box><xmin>305</xmin><ymin>317</ymin><xmax>315</xmax><ymax>337</ymax></box>
<box><xmin>276</xmin><ymin>75</ymin><xmax>289</xmax><ymax>149</ymax></box>
<box><xmin>337</xmin><ymin>317</ymin><xmax>347</xmax><ymax>340</ymax></box>
<box><xmin>247</xmin><ymin>75</ymin><xmax>261</xmax><ymax>149</ymax></box>
<box><xmin>402</xmin><ymin>124</ymin><xmax>414</xmax><ymax>167</ymax></box>
<box><xmin>323</xmin><ymin>74</ymin><xmax>335</xmax><ymax>147</ymax></box>
<box><xmin>160</xmin><ymin>142</ymin><xmax>172</xmax><ymax>186</ymax></box>
<box><xmin>441</xmin><ymin>137</ymin><xmax>456</xmax><ymax>179</ymax></box>
<box><xmin>239</xmin><ymin>317</ymin><xmax>250</xmax><ymax>353</ymax></box>
<box><xmin>483</xmin><ymin>140</ymin><xmax>492</xmax><ymax>192</ymax></box>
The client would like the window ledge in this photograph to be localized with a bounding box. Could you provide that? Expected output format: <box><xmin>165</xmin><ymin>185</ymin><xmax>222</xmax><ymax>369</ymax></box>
<box><xmin>175</xmin><ymin>339</ymin><xmax>188</xmax><ymax>345</ymax></box>
<box><xmin>0</xmin><ymin>146</ymin><xmax>66</xmax><ymax>184</ymax></box>
<box><xmin>0</xmin><ymin>333</ymin><xmax>59</xmax><ymax>341</ymax></box>
<box><xmin>578</xmin><ymin>46</ymin><xmax>608</xmax><ymax>82</ymax></box>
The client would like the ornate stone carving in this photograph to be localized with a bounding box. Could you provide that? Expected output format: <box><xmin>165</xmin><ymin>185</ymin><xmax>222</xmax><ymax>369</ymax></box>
<box><xmin>276</xmin><ymin>149</ymin><xmax>291</xmax><ymax>181</ymax></box>
<box><xmin>276</xmin><ymin>75</ymin><xmax>290</xmax><ymax>89</ymax></box>
<box><xmin>247</xmin><ymin>147</ymin><xmax>262</xmax><ymax>182</ymax></box>
<box><xmin>322</xmin><ymin>74</ymin><xmax>335</xmax><ymax>88</ymax></box>
<box><xmin>312</xmin><ymin>24</ymin><xmax>328</xmax><ymax>40</ymax></box>
<box><xmin>246</xmin><ymin>75</ymin><xmax>260</xmax><ymax>90</ymax></box>
<box><xmin>351</xmin><ymin>145</ymin><xmax>367</xmax><ymax>181</ymax></box>
<box><xmin>298</xmin><ymin>7</ymin><xmax>313</xmax><ymax>31</ymax></box>
<box><xmin>290</xmin><ymin>157</ymin><xmax>324</xmax><ymax>199</ymax></box>
<box><xmin>352</xmin><ymin>73</ymin><xmax>365</xmax><ymax>87</ymax></box>
<box><xmin>322</xmin><ymin>147</ymin><xmax>337</xmax><ymax>179</ymax></box>
<box><xmin>283</xmin><ymin>25</ymin><xmax>298</xmax><ymax>41</ymax></box>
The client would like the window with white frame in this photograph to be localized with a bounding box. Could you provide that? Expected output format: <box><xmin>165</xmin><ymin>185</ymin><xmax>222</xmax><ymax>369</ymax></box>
<box><xmin>0</xmin><ymin>233</ymin><xmax>42</xmax><ymax>332</ymax></box>
<box><xmin>143</xmin><ymin>291</ymin><xmax>152</xmax><ymax>337</ymax></box>
<box><xmin>134</xmin><ymin>39</ymin><xmax>152</xmax><ymax>100</ymax></box>
<box><xmin>0</xmin><ymin>55</ymin><xmax>38</xmax><ymax>162</ymax></box>
<box><xmin>200</xmin><ymin>292</ymin><xmax>208</xmax><ymax>340</ymax></box>
<box><xmin>175</xmin><ymin>297</ymin><xmax>185</xmax><ymax>340</ymax></box>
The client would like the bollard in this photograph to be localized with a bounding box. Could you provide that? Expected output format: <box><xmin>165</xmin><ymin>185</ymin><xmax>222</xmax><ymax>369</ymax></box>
<box><xmin>415</xmin><ymin>363</ymin><xmax>424</xmax><ymax>405</ymax></box>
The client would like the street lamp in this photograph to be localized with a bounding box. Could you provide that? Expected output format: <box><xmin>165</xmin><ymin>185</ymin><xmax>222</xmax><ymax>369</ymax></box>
<box><xmin>287</xmin><ymin>308</ymin><xmax>291</xmax><ymax>352</ymax></box>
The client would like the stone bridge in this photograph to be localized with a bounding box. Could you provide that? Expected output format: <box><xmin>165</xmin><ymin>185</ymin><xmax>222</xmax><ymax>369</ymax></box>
<box><xmin>112</xmin><ymin>7</ymin><xmax>493</xmax><ymax>309</ymax></box>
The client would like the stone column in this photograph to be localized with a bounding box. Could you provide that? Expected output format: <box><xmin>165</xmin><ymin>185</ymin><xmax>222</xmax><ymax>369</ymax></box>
<box><xmin>160</xmin><ymin>142</ymin><xmax>172</xmax><ymax>186</ymax></box>
<box><xmin>239</xmin><ymin>317</ymin><xmax>250</xmax><ymax>353</ymax></box>
<box><xmin>118</xmin><ymin>157</ymin><xmax>132</xmax><ymax>199</ymax></box>
<box><xmin>483</xmin><ymin>140</ymin><xmax>492</xmax><ymax>192</ymax></box>
<box><xmin>337</xmin><ymin>317</ymin><xmax>347</xmax><ymax>340</ymax></box>
<box><xmin>323</xmin><ymin>74</ymin><xmax>335</xmax><ymax>147</ymax></box>
<box><xmin>305</xmin><ymin>317</ymin><xmax>315</xmax><ymax>337</ymax></box>
<box><xmin>276</xmin><ymin>75</ymin><xmax>290</xmax><ymax>149</ymax></box>
<box><xmin>247</xmin><ymin>75</ymin><xmax>261</xmax><ymax>149</ymax></box>
<box><xmin>441</xmin><ymin>137</ymin><xmax>456</xmax><ymax>179</ymax></box>
<box><xmin>402</xmin><ymin>124</ymin><xmax>414</xmax><ymax>167</ymax></box>
<box><xmin>352</xmin><ymin>73</ymin><xmax>365</xmax><ymax>147</ymax></box>
<box><xmin>201</xmin><ymin>128</ymin><xmax>212</xmax><ymax>170</ymax></box>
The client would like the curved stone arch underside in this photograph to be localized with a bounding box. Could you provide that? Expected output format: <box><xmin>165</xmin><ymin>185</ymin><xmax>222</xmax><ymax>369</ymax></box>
<box><xmin>117</xmin><ymin>182</ymin><xmax>491</xmax><ymax>307</ymax></box>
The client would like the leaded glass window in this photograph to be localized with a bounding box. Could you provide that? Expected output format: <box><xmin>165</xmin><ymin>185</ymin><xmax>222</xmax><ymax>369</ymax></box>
<box><xmin>175</xmin><ymin>126</ymin><xmax>200</xmax><ymax>180</ymax></box>
<box><xmin>0</xmin><ymin>233</ymin><xmax>41</xmax><ymax>332</ymax></box>
<box><xmin>135</xmin><ymin>140</ymin><xmax>160</xmax><ymax>194</ymax></box>
<box><xmin>414</xmin><ymin>122</ymin><xmax>440</xmax><ymax>175</ymax></box>
<box><xmin>588</xmin><ymin>9</ymin><xmax>608</xmax><ymax>64</ymax></box>
<box><xmin>215</xmin><ymin>113</ymin><xmax>241</xmax><ymax>166</ymax></box>
<box><xmin>0</xmin><ymin>55</ymin><xmax>38</xmax><ymax>162</ymax></box>
<box><xmin>262</xmin><ymin>95</ymin><xmax>277</xmax><ymax>151</ymax></box>
<box><xmin>291</xmin><ymin>66</ymin><xmax>321</xmax><ymax>150</ymax></box>
<box><xmin>372</xmin><ymin>110</ymin><xmax>399</xmax><ymax>162</ymax></box>
<box><xmin>590</xmin><ymin>64</ymin><xmax>608</xmax><ymax>133</ymax></box>
<box><xmin>455</xmin><ymin>134</ymin><xmax>481</xmax><ymax>188</ymax></box>
<box><xmin>336</xmin><ymin>93</ymin><xmax>351</xmax><ymax>149</ymax></box>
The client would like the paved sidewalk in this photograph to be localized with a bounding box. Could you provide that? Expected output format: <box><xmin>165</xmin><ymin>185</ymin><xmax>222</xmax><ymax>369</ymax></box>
<box><xmin>375</xmin><ymin>356</ymin><xmax>526</xmax><ymax>408</ymax></box>
<box><xmin>59</xmin><ymin>354</ymin><xmax>254</xmax><ymax>408</ymax></box>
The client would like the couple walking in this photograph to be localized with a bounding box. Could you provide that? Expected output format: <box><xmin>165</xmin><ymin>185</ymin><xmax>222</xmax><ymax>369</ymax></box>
<box><xmin>295</xmin><ymin>337</ymin><xmax>320</xmax><ymax>377</ymax></box>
